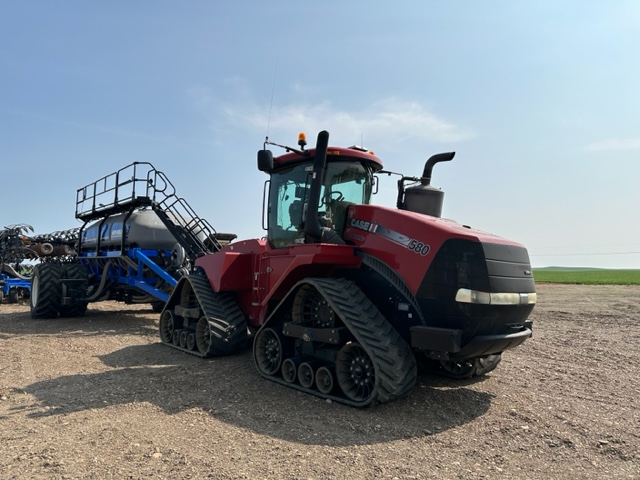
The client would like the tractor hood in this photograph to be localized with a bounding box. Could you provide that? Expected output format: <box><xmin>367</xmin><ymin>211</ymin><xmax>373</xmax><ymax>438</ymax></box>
<box><xmin>342</xmin><ymin>204</ymin><xmax>534</xmax><ymax>296</ymax></box>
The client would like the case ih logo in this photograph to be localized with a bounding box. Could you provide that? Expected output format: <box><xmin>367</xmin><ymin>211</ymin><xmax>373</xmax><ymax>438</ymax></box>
<box><xmin>349</xmin><ymin>218</ymin><xmax>379</xmax><ymax>233</ymax></box>
<box><xmin>349</xmin><ymin>218</ymin><xmax>430</xmax><ymax>256</ymax></box>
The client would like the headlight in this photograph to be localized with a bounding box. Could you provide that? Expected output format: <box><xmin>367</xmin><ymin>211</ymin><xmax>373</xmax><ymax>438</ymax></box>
<box><xmin>455</xmin><ymin>288</ymin><xmax>537</xmax><ymax>305</ymax></box>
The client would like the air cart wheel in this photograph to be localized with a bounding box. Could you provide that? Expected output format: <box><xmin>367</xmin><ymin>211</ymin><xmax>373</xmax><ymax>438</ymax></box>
<box><xmin>60</xmin><ymin>263</ymin><xmax>88</xmax><ymax>317</ymax></box>
<box><xmin>8</xmin><ymin>289</ymin><xmax>18</xmax><ymax>304</ymax></box>
<box><xmin>30</xmin><ymin>263</ymin><xmax>63</xmax><ymax>319</ymax></box>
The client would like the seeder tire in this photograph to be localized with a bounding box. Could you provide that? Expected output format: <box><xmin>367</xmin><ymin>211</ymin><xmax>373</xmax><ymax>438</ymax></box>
<box><xmin>8</xmin><ymin>289</ymin><xmax>18</xmax><ymax>304</ymax></box>
<box><xmin>30</xmin><ymin>263</ymin><xmax>64</xmax><ymax>319</ymax></box>
<box><xmin>60</xmin><ymin>262</ymin><xmax>89</xmax><ymax>317</ymax></box>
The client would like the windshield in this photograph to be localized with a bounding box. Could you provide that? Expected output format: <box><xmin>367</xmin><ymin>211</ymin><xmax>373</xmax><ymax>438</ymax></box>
<box><xmin>268</xmin><ymin>160</ymin><xmax>374</xmax><ymax>248</ymax></box>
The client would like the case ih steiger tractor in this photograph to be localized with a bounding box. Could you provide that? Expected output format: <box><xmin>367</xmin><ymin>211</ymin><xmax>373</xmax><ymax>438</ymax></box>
<box><xmin>29</xmin><ymin>162</ymin><xmax>233</xmax><ymax>319</ymax></box>
<box><xmin>160</xmin><ymin>130</ymin><xmax>536</xmax><ymax>407</ymax></box>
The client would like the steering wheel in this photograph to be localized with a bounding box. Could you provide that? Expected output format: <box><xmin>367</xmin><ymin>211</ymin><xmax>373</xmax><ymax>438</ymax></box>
<box><xmin>321</xmin><ymin>191</ymin><xmax>344</xmax><ymax>206</ymax></box>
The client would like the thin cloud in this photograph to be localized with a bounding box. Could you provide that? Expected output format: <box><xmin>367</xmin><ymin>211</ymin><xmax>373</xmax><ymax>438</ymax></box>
<box><xmin>221</xmin><ymin>98</ymin><xmax>474</xmax><ymax>146</ymax></box>
<box><xmin>583</xmin><ymin>137</ymin><xmax>640</xmax><ymax>152</ymax></box>
<box><xmin>2</xmin><ymin>108</ymin><xmax>159</xmax><ymax>141</ymax></box>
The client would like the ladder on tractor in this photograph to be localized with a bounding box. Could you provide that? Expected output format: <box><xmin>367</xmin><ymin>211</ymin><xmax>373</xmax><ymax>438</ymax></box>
<box><xmin>75</xmin><ymin>162</ymin><xmax>221</xmax><ymax>260</ymax></box>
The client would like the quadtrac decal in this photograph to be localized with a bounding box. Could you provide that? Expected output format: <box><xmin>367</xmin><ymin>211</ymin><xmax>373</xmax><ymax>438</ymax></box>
<box><xmin>348</xmin><ymin>218</ymin><xmax>430</xmax><ymax>256</ymax></box>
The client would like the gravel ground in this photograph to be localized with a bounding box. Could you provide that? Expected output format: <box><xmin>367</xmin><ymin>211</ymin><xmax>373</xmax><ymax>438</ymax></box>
<box><xmin>0</xmin><ymin>284</ymin><xmax>639</xmax><ymax>479</ymax></box>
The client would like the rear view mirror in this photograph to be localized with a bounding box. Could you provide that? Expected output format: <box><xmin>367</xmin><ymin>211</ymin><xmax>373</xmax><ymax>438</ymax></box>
<box><xmin>257</xmin><ymin>149</ymin><xmax>274</xmax><ymax>172</ymax></box>
<box><xmin>295</xmin><ymin>185</ymin><xmax>309</xmax><ymax>199</ymax></box>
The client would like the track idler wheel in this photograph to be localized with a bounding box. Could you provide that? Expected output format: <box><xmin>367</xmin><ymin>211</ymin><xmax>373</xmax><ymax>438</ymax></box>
<box><xmin>315</xmin><ymin>366</ymin><xmax>335</xmax><ymax>395</ymax></box>
<box><xmin>187</xmin><ymin>333</ymin><xmax>196</xmax><ymax>351</ymax></box>
<box><xmin>297</xmin><ymin>361</ymin><xmax>318</xmax><ymax>389</ymax></box>
<box><xmin>336</xmin><ymin>342</ymin><xmax>375</xmax><ymax>403</ymax></box>
<box><xmin>254</xmin><ymin>328</ymin><xmax>284</xmax><ymax>376</ymax></box>
<box><xmin>281</xmin><ymin>357</ymin><xmax>301</xmax><ymax>384</ymax></box>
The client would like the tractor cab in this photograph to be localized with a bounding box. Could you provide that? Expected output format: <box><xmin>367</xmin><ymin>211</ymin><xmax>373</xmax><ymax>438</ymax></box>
<box><xmin>258</xmin><ymin>131</ymin><xmax>383</xmax><ymax>248</ymax></box>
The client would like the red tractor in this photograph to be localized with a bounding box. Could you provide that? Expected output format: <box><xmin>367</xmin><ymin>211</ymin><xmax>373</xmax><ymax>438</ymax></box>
<box><xmin>160</xmin><ymin>130</ymin><xmax>536</xmax><ymax>407</ymax></box>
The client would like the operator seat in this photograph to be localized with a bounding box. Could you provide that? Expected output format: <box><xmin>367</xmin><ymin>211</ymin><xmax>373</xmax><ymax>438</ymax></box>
<box><xmin>330</xmin><ymin>200</ymin><xmax>354</xmax><ymax>237</ymax></box>
<box><xmin>289</xmin><ymin>200</ymin><xmax>304</xmax><ymax>230</ymax></box>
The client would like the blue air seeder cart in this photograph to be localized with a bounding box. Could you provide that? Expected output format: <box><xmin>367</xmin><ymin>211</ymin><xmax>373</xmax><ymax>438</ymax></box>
<box><xmin>29</xmin><ymin>162</ymin><xmax>233</xmax><ymax>318</ymax></box>
<box><xmin>0</xmin><ymin>224</ymin><xmax>36</xmax><ymax>304</ymax></box>
<box><xmin>0</xmin><ymin>272</ymin><xmax>31</xmax><ymax>304</ymax></box>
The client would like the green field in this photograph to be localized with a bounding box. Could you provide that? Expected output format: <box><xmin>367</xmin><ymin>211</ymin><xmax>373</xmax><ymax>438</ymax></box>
<box><xmin>532</xmin><ymin>268</ymin><xmax>640</xmax><ymax>285</ymax></box>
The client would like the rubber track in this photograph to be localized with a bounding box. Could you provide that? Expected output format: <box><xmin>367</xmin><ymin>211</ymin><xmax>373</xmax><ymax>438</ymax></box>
<box><xmin>259</xmin><ymin>277</ymin><xmax>417</xmax><ymax>407</ymax></box>
<box><xmin>160</xmin><ymin>275</ymin><xmax>247</xmax><ymax>358</ymax></box>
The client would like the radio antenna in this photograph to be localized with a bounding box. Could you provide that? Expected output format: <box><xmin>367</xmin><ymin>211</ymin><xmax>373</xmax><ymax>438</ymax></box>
<box><xmin>265</xmin><ymin>58</ymin><xmax>279</xmax><ymax>142</ymax></box>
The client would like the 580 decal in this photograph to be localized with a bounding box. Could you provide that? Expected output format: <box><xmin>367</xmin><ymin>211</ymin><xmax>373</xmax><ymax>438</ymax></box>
<box><xmin>408</xmin><ymin>239</ymin><xmax>430</xmax><ymax>256</ymax></box>
<box><xmin>349</xmin><ymin>218</ymin><xmax>431</xmax><ymax>256</ymax></box>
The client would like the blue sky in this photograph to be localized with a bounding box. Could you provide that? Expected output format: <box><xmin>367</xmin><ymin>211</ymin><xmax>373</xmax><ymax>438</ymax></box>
<box><xmin>1</xmin><ymin>1</ymin><xmax>638</xmax><ymax>268</ymax></box>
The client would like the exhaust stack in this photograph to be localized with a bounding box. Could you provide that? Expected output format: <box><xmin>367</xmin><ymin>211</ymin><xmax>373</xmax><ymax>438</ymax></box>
<box><xmin>399</xmin><ymin>152</ymin><xmax>455</xmax><ymax>218</ymax></box>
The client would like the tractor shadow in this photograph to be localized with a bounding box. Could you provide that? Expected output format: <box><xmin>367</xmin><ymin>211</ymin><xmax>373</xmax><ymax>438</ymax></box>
<box><xmin>16</xmin><ymin>343</ymin><xmax>494</xmax><ymax>446</ymax></box>
<box><xmin>0</xmin><ymin>305</ymin><xmax>159</xmax><ymax>337</ymax></box>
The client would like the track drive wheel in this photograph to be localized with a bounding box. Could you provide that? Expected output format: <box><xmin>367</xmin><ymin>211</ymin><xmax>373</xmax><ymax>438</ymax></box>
<box><xmin>292</xmin><ymin>284</ymin><xmax>336</xmax><ymax>328</ymax></box>
<box><xmin>30</xmin><ymin>263</ymin><xmax>64</xmax><ymax>319</ymax></box>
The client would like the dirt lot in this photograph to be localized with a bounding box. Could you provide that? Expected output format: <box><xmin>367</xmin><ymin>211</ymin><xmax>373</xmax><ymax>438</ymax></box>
<box><xmin>0</xmin><ymin>284</ymin><xmax>638</xmax><ymax>479</ymax></box>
